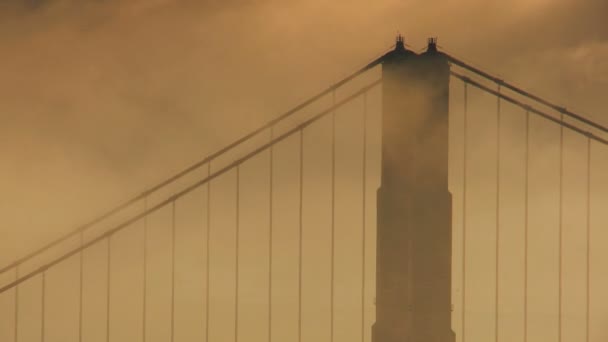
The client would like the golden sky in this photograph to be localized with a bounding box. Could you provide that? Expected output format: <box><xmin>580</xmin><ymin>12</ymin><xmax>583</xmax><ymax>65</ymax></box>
<box><xmin>0</xmin><ymin>1</ymin><xmax>607</xmax><ymax>341</ymax></box>
<box><xmin>0</xmin><ymin>0</ymin><xmax>606</xmax><ymax>257</ymax></box>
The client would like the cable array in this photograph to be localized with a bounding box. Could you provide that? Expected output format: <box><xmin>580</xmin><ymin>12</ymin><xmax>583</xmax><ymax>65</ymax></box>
<box><xmin>2</xmin><ymin>45</ymin><xmax>606</xmax><ymax>342</ymax></box>
<box><xmin>0</xmin><ymin>52</ymin><xmax>387</xmax><ymax>279</ymax></box>
<box><xmin>452</xmin><ymin>62</ymin><xmax>604</xmax><ymax>342</ymax></box>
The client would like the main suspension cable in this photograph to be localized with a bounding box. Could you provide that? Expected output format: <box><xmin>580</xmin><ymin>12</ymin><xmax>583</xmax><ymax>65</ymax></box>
<box><xmin>0</xmin><ymin>52</ymin><xmax>387</xmax><ymax>278</ymax></box>
<box><xmin>446</xmin><ymin>54</ymin><xmax>608</xmax><ymax>134</ymax></box>
<box><xmin>450</xmin><ymin>72</ymin><xmax>608</xmax><ymax>146</ymax></box>
<box><xmin>0</xmin><ymin>79</ymin><xmax>382</xmax><ymax>295</ymax></box>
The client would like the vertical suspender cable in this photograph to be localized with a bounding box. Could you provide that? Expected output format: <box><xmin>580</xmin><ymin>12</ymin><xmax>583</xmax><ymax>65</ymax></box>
<box><xmin>361</xmin><ymin>92</ymin><xmax>368</xmax><ymax>342</ymax></box>
<box><xmin>79</xmin><ymin>232</ymin><xmax>84</xmax><ymax>342</ymax></box>
<box><xmin>461</xmin><ymin>82</ymin><xmax>469</xmax><ymax>342</ymax></box>
<box><xmin>524</xmin><ymin>110</ymin><xmax>530</xmax><ymax>342</ymax></box>
<box><xmin>268</xmin><ymin>128</ymin><xmax>274</xmax><ymax>342</ymax></box>
<box><xmin>585</xmin><ymin>138</ymin><xmax>591</xmax><ymax>342</ymax></box>
<box><xmin>558</xmin><ymin>114</ymin><xmax>564</xmax><ymax>342</ymax></box>
<box><xmin>298</xmin><ymin>130</ymin><xmax>304</xmax><ymax>342</ymax></box>
<box><xmin>14</xmin><ymin>267</ymin><xmax>18</xmax><ymax>342</ymax></box>
<box><xmin>142</xmin><ymin>198</ymin><xmax>148</xmax><ymax>342</ymax></box>
<box><xmin>106</xmin><ymin>237</ymin><xmax>111</xmax><ymax>342</ymax></box>
<box><xmin>495</xmin><ymin>85</ymin><xmax>501</xmax><ymax>342</ymax></box>
<box><xmin>235</xmin><ymin>167</ymin><xmax>240</xmax><ymax>342</ymax></box>
<box><xmin>205</xmin><ymin>163</ymin><xmax>212</xmax><ymax>342</ymax></box>
<box><xmin>41</xmin><ymin>272</ymin><xmax>46</xmax><ymax>342</ymax></box>
<box><xmin>171</xmin><ymin>201</ymin><xmax>176</xmax><ymax>342</ymax></box>
<box><xmin>330</xmin><ymin>91</ymin><xmax>336</xmax><ymax>342</ymax></box>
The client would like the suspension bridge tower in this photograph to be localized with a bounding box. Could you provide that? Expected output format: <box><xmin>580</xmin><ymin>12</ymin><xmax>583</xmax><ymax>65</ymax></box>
<box><xmin>372</xmin><ymin>36</ymin><xmax>456</xmax><ymax>342</ymax></box>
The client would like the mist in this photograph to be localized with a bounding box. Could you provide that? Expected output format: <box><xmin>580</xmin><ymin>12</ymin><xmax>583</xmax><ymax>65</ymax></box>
<box><xmin>1</xmin><ymin>1</ymin><xmax>607</xmax><ymax>341</ymax></box>
<box><xmin>0</xmin><ymin>0</ymin><xmax>606</xmax><ymax>259</ymax></box>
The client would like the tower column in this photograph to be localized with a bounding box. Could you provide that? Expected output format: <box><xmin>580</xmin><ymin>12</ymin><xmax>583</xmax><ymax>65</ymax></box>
<box><xmin>372</xmin><ymin>37</ymin><xmax>455</xmax><ymax>342</ymax></box>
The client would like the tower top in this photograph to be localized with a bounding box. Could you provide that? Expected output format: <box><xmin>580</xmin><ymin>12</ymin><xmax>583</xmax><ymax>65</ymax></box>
<box><xmin>427</xmin><ymin>37</ymin><xmax>438</xmax><ymax>52</ymax></box>
<box><xmin>395</xmin><ymin>34</ymin><xmax>405</xmax><ymax>51</ymax></box>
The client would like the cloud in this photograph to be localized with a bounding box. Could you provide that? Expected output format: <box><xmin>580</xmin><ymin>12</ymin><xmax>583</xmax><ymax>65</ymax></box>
<box><xmin>0</xmin><ymin>0</ymin><xmax>606</xmax><ymax>264</ymax></box>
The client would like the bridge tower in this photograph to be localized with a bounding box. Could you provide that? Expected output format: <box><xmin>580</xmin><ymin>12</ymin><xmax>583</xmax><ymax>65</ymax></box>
<box><xmin>372</xmin><ymin>36</ymin><xmax>455</xmax><ymax>342</ymax></box>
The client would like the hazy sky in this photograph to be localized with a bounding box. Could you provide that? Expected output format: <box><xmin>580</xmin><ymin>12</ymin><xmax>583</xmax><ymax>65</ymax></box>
<box><xmin>1</xmin><ymin>2</ymin><xmax>608</xmax><ymax>342</ymax></box>
<box><xmin>1</xmin><ymin>0</ymin><xmax>607</xmax><ymax>260</ymax></box>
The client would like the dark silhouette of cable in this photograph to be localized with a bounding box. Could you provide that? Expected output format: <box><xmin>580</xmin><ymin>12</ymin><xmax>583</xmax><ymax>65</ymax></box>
<box><xmin>235</xmin><ymin>167</ymin><xmax>240</xmax><ymax>342</ymax></box>
<box><xmin>585</xmin><ymin>138</ymin><xmax>592</xmax><ymax>342</ymax></box>
<box><xmin>14</xmin><ymin>267</ymin><xmax>19</xmax><ymax>342</ymax></box>
<box><xmin>205</xmin><ymin>163</ymin><xmax>211</xmax><ymax>342</ymax></box>
<box><xmin>446</xmin><ymin>54</ymin><xmax>608</xmax><ymax>134</ymax></box>
<box><xmin>360</xmin><ymin>93</ymin><xmax>368</xmax><ymax>342</ymax></box>
<box><xmin>298</xmin><ymin>130</ymin><xmax>304</xmax><ymax>342</ymax></box>
<box><xmin>106</xmin><ymin>238</ymin><xmax>111</xmax><ymax>342</ymax></box>
<box><xmin>268</xmin><ymin>128</ymin><xmax>274</xmax><ymax>342</ymax></box>
<box><xmin>79</xmin><ymin>233</ymin><xmax>84</xmax><ymax>342</ymax></box>
<box><xmin>0</xmin><ymin>52</ymin><xmax>387</xmax><ymax>278</ymax></box>
<box><xmin>330</xmin><ymin>90</ymin><xmax>336</xmax><ymax>342</ymax></box>
<box><xmin>142</xmin><ymin>198</ymin><xmax>148</xmax><ymax>342</ymax></box>
<box><xmin>0</xmin><ymin>80</ymin><xmax>381</xmax><ymax>295</ymax></box>
<box><xmin>171</xmin><ymin>201</ymin><xmax>176</xmax><ymax>342</ymax></box>
<box><xmin>41</xmin><ymin>272</ymin><xmax>46</xmax><ymax>342</ymax></box>
<box><xmin>494</xmin><ymin>85</ymin><xmax>502</xmax><ymax>342</ymax></box>
<box><xmin>523</xmin><ymin>110</ymin><xmax>530</xmax><ymax>342</ymax></box>
<box><xmin>461</xmin><ymin>82</ymin><xmax>469</xmax><ymax>342</ymax></box>
<box><xmin>558</xmin><ymin>114</ymin><xmax>564</xmax><ymax>342</ymax></box>
<box><xmin>451</xmin><ymin>72</ymin><xmax>608</xmax><ymax>146</ymax></box>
